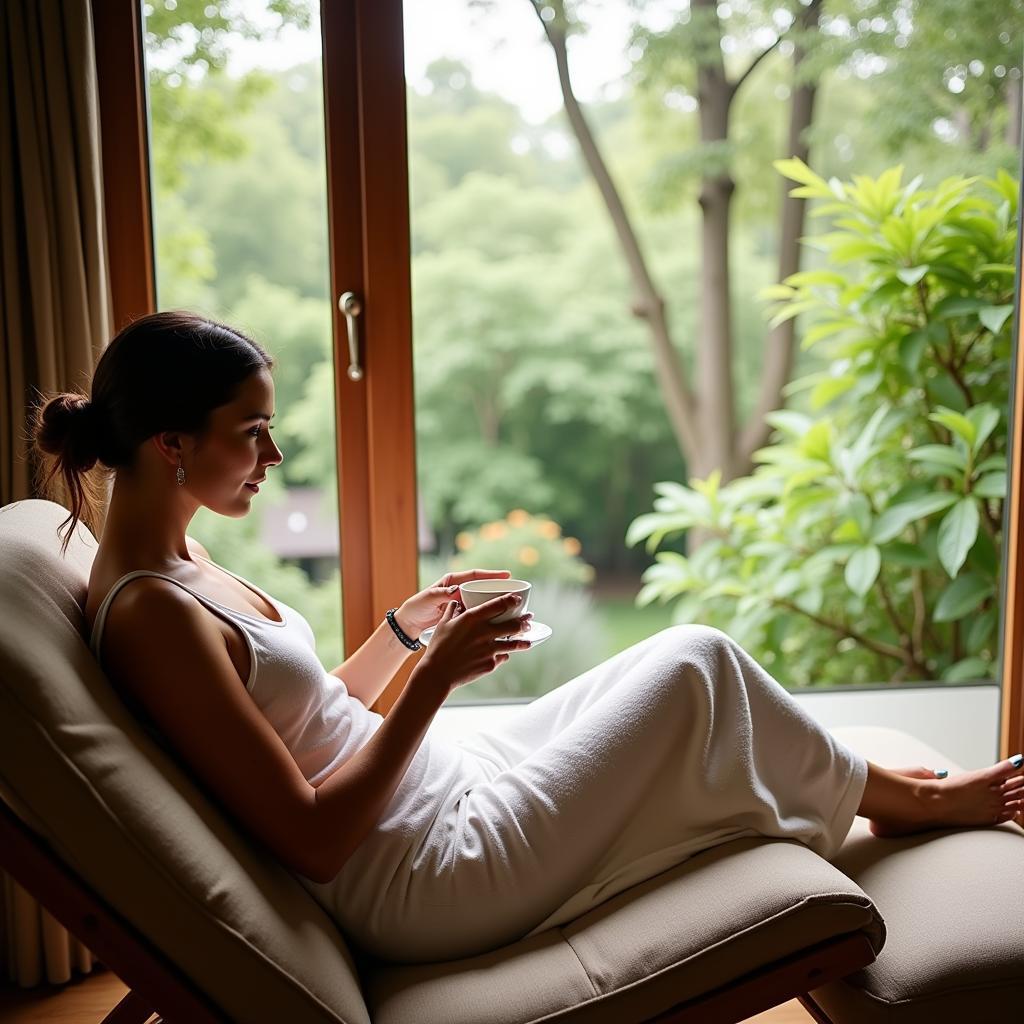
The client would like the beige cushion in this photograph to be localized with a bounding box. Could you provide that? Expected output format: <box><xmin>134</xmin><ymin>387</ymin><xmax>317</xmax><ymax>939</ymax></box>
<box><xmin>0</xmin><ymin>499</ymin><xmax>369</xmax><ymax>1024</ymax></box>
<box><xmin>367</xmin><ymin>836</ymin><xmax>883</xmax><ymax>1024</ymax></box>
<box><xmin>811</xmin><ymin>726</ymin><xmax>1024</xmax><ymax>1022</ymax></box>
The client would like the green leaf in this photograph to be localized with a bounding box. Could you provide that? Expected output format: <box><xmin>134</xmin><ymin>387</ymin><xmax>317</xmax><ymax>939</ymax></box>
<box><xmin>775</xmin><ymin>157</ymin><xmax>832</xmax><ymax>196</ymax></box>
<box><xmin>907</xmin><ymin>444</ymin><xmax>968</xmax><ymax>472</ymax></box>
<box><xmin>804</xmin><ymin>543</ymin><xmax>860</xmax><ymax>572</ymax></box>
<box><xmin>966</xmin><ymin>609</ymin><xmax>997</xmax><ymax>655</ymax></box>
<box><xmin>846</xmin><ymin>404</ymin><xmax>892</xmax><ymax>478</ymax></box>
<box><xmin>800</xmin><ymin>319</ymin><xmax>856</xmax><ymax>350</ymax></box>
<box><xmin>833</xmin><ymin>518</ymin><xmax>864</xmax><ymax>543</ymax></box>
<box><xmin>975</xmin><ymin>454</ymin><xmax>1007</xmax><ymax>475</ymax></box>
<box><xmin>845</xmin><ymin>545</ymin><xmax>881</xmax><ymax>597</ymax></box>
<box><xmin>926</xmin><ymin>373</ymin><xmax>968</xmax><ymax>412</ymax></box>
<box><xmin>784</xmin><ymin>269</ymin><xmax>847</xmax><ymax>288</ymax></box>
<box><xmin>880</xmin><ymin>541</ymin><xmax>930</xmax><ymax>567</ymax></box>
<box><xmin>871</xmin><ymin>492</ymin><xmax>959</xmax><ymax>543</ymax></box>
<box><xmin>937</xmin><ymin>498</ymin><xmax>980</xmax><ymax>578</ymax></box>
<box><xmin>898</xmin><ymin>329</ymin><xmax>929</xmax><ymax>373</ymax></box>
<box><xmin>799</xmin><ymin>421</ymin><xmax>832</xmax><ymax>462</ymax></box>
<box><xmin>626</xmin><ymin>513</ymin><xmax>687</xmax><ymax>549</ymax></box>
<box><xmin>810</xmin><ymin>376</ymin><xmax>855</xmax><ymax>409</ymax></box>
<box><xmin>933</xmin><ymin>296</ymin><xmax>988</xmax><ymax>320</ymax></box>
<box><xmin>973</xmin><ymin>472</ymin><xmax>1007</xmax><ymax>498</ymax></box>
<box><xmin>759</xmin><ymin>284</ymin><xmax>797</xmax><ymax>301</ymax></box>
<box><xmin>933</xmin><ymin>573</ymin><xmax>994</xmax><ymax>622</ymax></box>
<box><xmin>896</xmin><ymin>265</ymin><xmax>929</xmax><ymax>285</ymax></box>
<box><xmin>793</xmin><ymin>586</ymin><xmax>824</xmax><ymax>616</ymax></box>
<box><xmin>769</xmin><ymin>299</ymin><xmax>820</xmax><ymax>328</ymax></box>
<box><xmin>929</xmin><ymin>407</ymin><xmax>975</xmax><ymax>448</ymax></box>
<box><xmin>941</xmin><ymin>657</ymin><xmax>992</xmax><ymax>683</ymax></box>
<box><xmin>764</xmin><ymin>409</ymin><xmax>813</xmax><ymax>439</ymax></box>
<box><xmin>965</xmin><ymin>404</ymin><xmax>1000</xmax><ymax>453</ymax></box>
<box><xmin>979</xmin><ymin>304</ymin><xmax>1014</xmax><ymax>334</ymax></box>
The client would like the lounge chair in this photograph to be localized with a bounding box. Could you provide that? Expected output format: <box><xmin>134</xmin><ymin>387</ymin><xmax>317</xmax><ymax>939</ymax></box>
<box><xmin>0</xmin><ymin>498</ymin><xmax>1018</xmax><ymax>1023</ymax></box>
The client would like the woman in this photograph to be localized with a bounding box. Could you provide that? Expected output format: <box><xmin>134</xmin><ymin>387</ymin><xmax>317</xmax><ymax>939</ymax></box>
<box><xmin>32</xmin><ymin>311</ymin><xmax>1024</xmax><ymax>963</ymax></box>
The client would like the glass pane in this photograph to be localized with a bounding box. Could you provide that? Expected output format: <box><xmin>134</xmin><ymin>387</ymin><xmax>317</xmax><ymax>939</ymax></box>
<box><xmin>403</xmin><ymin>0</ymin><xmax>1022</xmax><ymax>699</ymax></box>
<box><xmin>141</xmin><ymin>0</ymin><xmax>344</xmax><ymax>669</ymax></box>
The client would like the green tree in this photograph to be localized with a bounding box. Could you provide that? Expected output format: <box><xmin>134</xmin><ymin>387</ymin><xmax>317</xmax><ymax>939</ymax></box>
<box><xmin>144</xmin><ymin>1</ymin><xmax>313</xmax><ymax>307</ymax></box>
<box><xmin>628</xmin><ymin>163</ymin><xmax>1016</xmax><ymax>687</ymax></box>
<box><xmin>518</xmin><ymin>0</ymin><xmax>1023</xmax><ymax>498</ymax></box>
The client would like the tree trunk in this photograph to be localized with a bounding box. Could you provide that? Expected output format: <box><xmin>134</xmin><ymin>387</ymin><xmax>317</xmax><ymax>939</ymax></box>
<box><xmin>530</xmin><ymin>0</ymin><xmax>819</xmax><ymax>497</ymax></box>
<box><xmin>693</xmin><ymin>0</ymin><xmax>736</xmax><ymax>480</ymax></box>
<box><xmin>737</xmin><ymin>0</ymin><xmax>821</xmax><ymax>470</ymax></box>
<box><xmin>529</xmin><ymin>3</ymin><xmax>701</xmax><ymax>465</ymax></box>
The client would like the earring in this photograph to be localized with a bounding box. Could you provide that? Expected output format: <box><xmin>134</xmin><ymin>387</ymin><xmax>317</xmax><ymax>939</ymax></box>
<box><xmin>176</xmin><ymin>461</ymin><xmax>185</xmax><ymax>486</ymax></box>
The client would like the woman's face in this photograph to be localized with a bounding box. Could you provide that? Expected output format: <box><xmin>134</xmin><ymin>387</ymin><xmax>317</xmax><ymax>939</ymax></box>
<box><xmin>185</xmin><ymin>368</ymin><xmax>284</xmax><ymax>516</ymax></box>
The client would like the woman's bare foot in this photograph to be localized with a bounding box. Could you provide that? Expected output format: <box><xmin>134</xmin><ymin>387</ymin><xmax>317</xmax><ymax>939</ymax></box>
<box><xmin>859</xmin><ymin>756</ymin><xmax>1024</xmax><ymax>838</ymax></box>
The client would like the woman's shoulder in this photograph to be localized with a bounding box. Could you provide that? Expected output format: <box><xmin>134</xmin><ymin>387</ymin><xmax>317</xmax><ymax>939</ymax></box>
<box><xmin>85</xmin><ymin>534</ymin><xmax>213</xmax><ymax>637</ymax></box>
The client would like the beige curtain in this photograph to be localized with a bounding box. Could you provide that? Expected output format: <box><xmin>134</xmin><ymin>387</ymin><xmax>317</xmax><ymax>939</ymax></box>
<box><xmin>0</xmin><ymin>0</ymin><xmax>112</xmax><ymax>988</ymax></box>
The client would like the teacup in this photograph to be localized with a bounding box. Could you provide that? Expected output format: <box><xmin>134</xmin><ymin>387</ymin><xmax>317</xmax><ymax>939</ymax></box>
<box><xmin>459</xmin><ymin>579</ymin><xmax>532</xmax><ymax>625</ymax></box>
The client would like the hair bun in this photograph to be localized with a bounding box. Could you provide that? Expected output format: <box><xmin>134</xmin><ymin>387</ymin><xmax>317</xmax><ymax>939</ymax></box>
<box><xmin>35</xmin><ymin>392</ymin><xmax>100</xmax><ymax>471</ymax></box>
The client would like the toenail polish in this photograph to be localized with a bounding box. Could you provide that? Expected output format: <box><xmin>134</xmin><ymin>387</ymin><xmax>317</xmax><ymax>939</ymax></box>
<box><xmin>935</xmin><ymin>769</ymin><xmax>948</xmax><ymax>779</ymax></box>
<box><xmin>1011</xmin><ymin>754</ymin><xmax>1023</xmax><ymax>769</ymax></box>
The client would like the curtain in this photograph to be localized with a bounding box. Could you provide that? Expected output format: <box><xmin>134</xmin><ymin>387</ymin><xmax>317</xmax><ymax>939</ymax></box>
<box><xmin>0</xmin><ymin>0</ymin><xmax>111</xmax><ymax>506</ymax></box>
<box><xmin>0</xmin><ymin>0</ymin><xmax>111</xmax><ymax>988</ymax></box>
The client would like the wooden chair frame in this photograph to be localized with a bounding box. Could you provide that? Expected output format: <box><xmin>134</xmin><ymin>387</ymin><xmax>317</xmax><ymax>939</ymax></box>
<box><xmin>1</xmin><ymin>790</ymin><xmax>873</xmax><ymax>1024</ymax></box>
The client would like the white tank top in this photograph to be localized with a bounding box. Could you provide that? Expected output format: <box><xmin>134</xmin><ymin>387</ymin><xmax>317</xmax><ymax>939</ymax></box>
<box><xmin>88</xmin><ymin>556</ymin><xmax>384</xmax><ymax>787</ymax></box>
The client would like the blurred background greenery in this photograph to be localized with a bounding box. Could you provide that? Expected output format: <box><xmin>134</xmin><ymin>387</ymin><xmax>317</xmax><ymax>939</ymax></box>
<box><xmin>139</xmin><ymin>0</ymin><xmax>1024</xmax><ymax>697</ymax></box>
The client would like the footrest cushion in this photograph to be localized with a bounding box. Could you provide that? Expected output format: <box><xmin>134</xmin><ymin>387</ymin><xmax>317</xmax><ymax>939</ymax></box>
<box><xmin>810</xmin><ymin>725</ymin><xmax>1024</xmax><ymax>1022</ymax></box>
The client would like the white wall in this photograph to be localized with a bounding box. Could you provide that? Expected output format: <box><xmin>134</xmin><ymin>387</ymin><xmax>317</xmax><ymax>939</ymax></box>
<box><xmin>435</xmin><ymin>684</ymin><xmax>1003</xmax><ymax>770</ymax></box>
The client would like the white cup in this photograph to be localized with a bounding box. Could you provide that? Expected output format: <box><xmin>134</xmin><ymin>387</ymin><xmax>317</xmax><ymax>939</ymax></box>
<box><xmin>459</xmin><ymin>579</ymin><xmax>532</xmax><ymax>624</ymax></box>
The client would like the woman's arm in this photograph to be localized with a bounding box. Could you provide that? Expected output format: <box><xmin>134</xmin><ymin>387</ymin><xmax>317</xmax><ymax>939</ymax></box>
<box><xmin>328</xmin><ymin>611</ymin><xmax>418</xmax><ymax>708</ymax></box>
<box><xmin>328</xmin><ymin>570</ymin><xmax>512</xmax><ymax>708</ymax></box>
<box><xmin>101</xmin><ymin>576</ymin><xmax>449</xmax><ymax>885</ymax></box>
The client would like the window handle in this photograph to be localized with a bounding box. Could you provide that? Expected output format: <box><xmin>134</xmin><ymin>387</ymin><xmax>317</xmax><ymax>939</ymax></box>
<box><xmin>339</xmin><ymin>291</ymin><xmax>364</xmax><ymax>381</ymax></box>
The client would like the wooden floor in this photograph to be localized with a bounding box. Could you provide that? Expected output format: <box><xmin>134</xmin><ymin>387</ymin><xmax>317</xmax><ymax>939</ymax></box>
<box><xmin>0</xmin><ymin>967</ymin><xmax>813</xmax><ymax>1023</ymax></box>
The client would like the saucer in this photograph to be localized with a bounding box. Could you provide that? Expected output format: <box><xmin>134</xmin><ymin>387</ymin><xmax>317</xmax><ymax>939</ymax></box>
<box><xmin>419</xmin><ymin>621</ymin><xmax>553</xmax><ymax>648</ymax></box>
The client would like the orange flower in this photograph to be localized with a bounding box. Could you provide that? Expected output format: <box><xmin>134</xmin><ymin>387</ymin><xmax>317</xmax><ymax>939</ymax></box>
<box><xmin>562</xmin><ymin>537</ymin><xmax>581</xmax><ymax>555</ymax></box>
<box><xmin>455</xmin><ymin>532</ymin><xmax>474</xmax><ymax>551</ymax></box>
<box><xmin>480</xmin><ymin>522</ymin><xmax>508</xmax><ymax>540</ymax></box>
<box><xmin>537</xmin><ymin>519</ymin><xmax>561</xmax><ymax>539</ymax></box>
<box><xmin>506</xmin><ymin>509</ymin><xmax>530</xmax><ymax>526</ymax></box>
<box><xmin>518</xmin><ymin>545</ymin><xmax>540</xmax><ymax>565</ymax></box>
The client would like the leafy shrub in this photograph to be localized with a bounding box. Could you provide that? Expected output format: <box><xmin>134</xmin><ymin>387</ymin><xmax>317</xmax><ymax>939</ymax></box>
<box><xmin>628</xmin><ymin>162</ymin><xmax>1016</xmax><ymax>687</ymax></box>
<box><xmin>450</xmin><ymin>509</ymin><xmax>595</xmax><ymax>585</ymax></box>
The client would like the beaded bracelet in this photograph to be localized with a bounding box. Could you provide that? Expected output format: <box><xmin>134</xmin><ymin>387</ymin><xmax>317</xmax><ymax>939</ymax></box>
<box><xmin>385</xmin><ymin>607</ymin><xmax>421</xmax><ymax>651</ymax></box>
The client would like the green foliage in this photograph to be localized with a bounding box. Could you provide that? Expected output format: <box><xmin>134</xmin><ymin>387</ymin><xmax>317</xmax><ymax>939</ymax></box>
<box><xmin>451</xmin><ymin>511</ymin><xmax>595</xmax><ymax>586</ymax></box>
<box><xmin>145</xmin><ymin>2</ymin><xmax>323</xmax><ymax>309</ymax></box>
<box><xmin>628</xmin><ymin>163</ymin><xmax>1016</xmax><ymax>687</ymax></box>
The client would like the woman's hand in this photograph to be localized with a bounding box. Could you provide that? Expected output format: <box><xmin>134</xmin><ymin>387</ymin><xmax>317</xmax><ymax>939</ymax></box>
<box><xmin>394</xmin><ymin>568</ymin><xmax>513</xmax><ymax>640</ymax></box>
<box><xmin>415</xmin><ymin>596</ymin><xmax>533</xmax><ymax>696</ymax></box>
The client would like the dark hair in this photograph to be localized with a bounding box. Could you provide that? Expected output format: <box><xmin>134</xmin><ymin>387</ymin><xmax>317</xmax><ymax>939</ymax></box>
<box><xmin>30</xmin><ymin>310</ymin><xmax>274</xmax><ymax>556</ymax></box>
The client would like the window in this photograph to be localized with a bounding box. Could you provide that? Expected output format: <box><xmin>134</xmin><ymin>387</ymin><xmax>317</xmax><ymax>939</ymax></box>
<box><xmin>94</xmin><ymin>2</ymin><xmax>1024</xmax><ymax>758</ymax></box>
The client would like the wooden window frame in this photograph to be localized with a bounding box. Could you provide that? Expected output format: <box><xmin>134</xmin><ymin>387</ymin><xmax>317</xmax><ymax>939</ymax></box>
<box><xmin>999</xmin><ymin>197</ymin><xmax>1024</xmax><ymax>762</ymax></box>
<box><xmin>91</xmin><ymin>0</ymin><xmax>1024</xmax><ymax>748</ymax></box>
